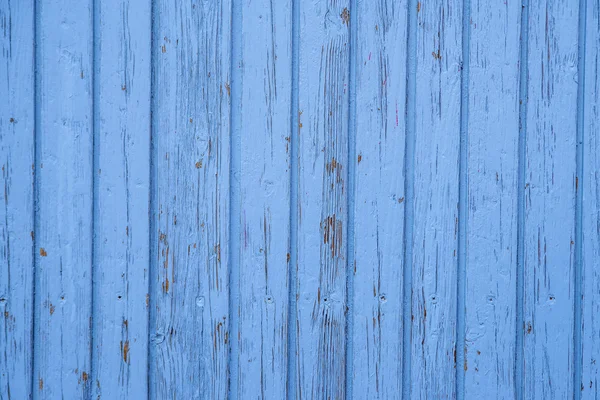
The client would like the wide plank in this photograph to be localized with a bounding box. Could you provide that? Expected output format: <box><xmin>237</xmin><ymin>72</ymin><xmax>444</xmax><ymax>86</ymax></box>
<box><xmin>92</xmin><ymin>0</ymin><xmax>151</xmax><ymax>397</ymax></box>
<box><xmin>150</xmin><ymin>0</ymin><xmax>231</xmax><ymax>398</ymax></box>
<box><xmin>235</xmin><ymin>0</ymin><xmax>293</xmax><ymax>398</ymax></box>
<box><xmin>464</xmin><ymin>0</ymin><xmax>521</xmax><ymax>397</ymax></box>
<box><xmin>411</xmin><ymin>1</ymin><xmax>462</xmax><ymax>398</ymax></box>
<box><xmin>351</xmin><ymin>0</ymin><xmax>408</xmax><ymax>398</ymax></box>
<box><xmin>295</xmin><ymin>1</ymin><xmax>350</xmax><ymax>398</ymax></box>
<box><xmin>0</xmin><ymin>1</ymin><xmax>35</xmax><ymax>398</ymax></box>
<box><xmin>523</xmin><ymin>1</ymin><xmax>579</xmax><ymax>398</ymax></box>
<box><xmin>34</xmin><ymin>0</ymin><xmax>94</xmax><ymax>398</ymax></box>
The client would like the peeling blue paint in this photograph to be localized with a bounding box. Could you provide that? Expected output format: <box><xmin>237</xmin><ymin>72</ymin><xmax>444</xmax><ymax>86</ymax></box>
<box><xmin>0</xmin><ymin>0</ymin><xmax>598</xmax><ymax>399</ymax></box>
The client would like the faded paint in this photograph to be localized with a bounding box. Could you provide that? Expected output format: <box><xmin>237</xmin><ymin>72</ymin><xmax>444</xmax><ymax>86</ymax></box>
<box><xmin>0</xmin><ymin>0</ymin><xmax>598</xmax><ymax>399</ymax></box>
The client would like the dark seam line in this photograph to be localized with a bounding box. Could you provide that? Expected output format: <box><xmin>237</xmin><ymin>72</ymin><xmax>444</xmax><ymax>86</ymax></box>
<box><xmin>455</xmin><ymin>0</ymin><xmax>471</xmax><ymax>397</ymax></box>
<box><xmin>228</xmin><ymin>0</ymin><xmax>242</xmax><ymax>397</ymax></box>
<box><xmin>401</xmin><ymin>0</ymin><xmax>418</xmax><ymax>398</ymax></box>
<box><xmin>286</xmin><ymin>0</ymin><xmax>300</xmax><ymax>398</ymax></box>
<box><xmin>344</xmin><ymin>0</ymin><xmax>357</xmax><ymax>397</ymax></box>
<box><xmin>90</xmin><ymin>0</ymin><xmax>100</xmax><ymax>392</ymax></box>
<box><xmin>31</xmin><ymin>0</ymin><xmax>40</xmax><ymax>396</ymax></box>
<box><xmin>147</xmin><ymin>0</ymin><xmax>157</xmax><ymax>397</ymax></box>
<box><xmin>515</xmin><ymin>1</ymin><xmax>530</xmax><ymax>398</ymax></box>
<box><xmin>573</xmin><ymin>0</ymin><xmax>587</xmax><ymax>398</ymax></box>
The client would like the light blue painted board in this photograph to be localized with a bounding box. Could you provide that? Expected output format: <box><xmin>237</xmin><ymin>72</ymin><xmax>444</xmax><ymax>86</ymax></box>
<box><xmin>464</xmin><ymin>0</ymin><xmax>521</xmax><ymax>398</ymax></box>
<box><xmin>351</xmin><ymin>0</ymin><xmax>407</xmax><ymax>398</ymax></box>
<box><xmin>236</xmin><ymin>0</ymin><xmax>292</xmax><ymax>398</ymax></box>
<box><xmin>33</xmin><ymin>1</ymin><xmax>94</xmax><ymax>398</ymax></box>
<box><xmin>91</xmin><ymin>0</ymin><xmax>151</xmax><ymax>398</ymax></box>
<box><xmin>523</xmin><ymin>1</ymin><xmax>579</xmax><ymax>398</ymax></box>
<box><xmin>411</xmin><ymin>1</ymin><xmax>462</xmax><ymax>398</ymax></box>
<box><xmin>3</xmin><ymin>0</ymin><xmax>600</xmax><ymax>398</ymax></box>
<box><xmin>150</xmin><ymin>0</ymin><xmax>231</xmax><ymax>398</ymax></box>
<box><xmin>295</xmin><ymin>0</ymin><xmax>350</xmax><ymax>398</ymax></box>
<box><xmin>581</xmin><ymin>0</ymin><xmax>600</xmax><ymax>396</ymax></box>
<box><xmin>0</xmin><ymin>1</ymin><xmax>34</xmax><ymax>398</ymax></box>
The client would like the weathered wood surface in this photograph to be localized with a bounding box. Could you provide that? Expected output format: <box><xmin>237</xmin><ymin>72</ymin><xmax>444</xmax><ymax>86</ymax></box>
<box><xmin>523</xmin><ymin>2</ymin><xmax>579</xmax><ymax>399</ymax></box>
<box><xmin>581</xmin><ymin>0</ymin><xmax>599</xmax><ymax>397</ymax></box>
<box><xmin>0</xmin><ymin>1</ymin><xmax>34</xmax><ymax>399</ymax></box>
<box><xmin>294</xmin><ymin>1</ymin><xmax>350</xmax><ymax>398</ymax></box>
<box><xmin>92</xmin><ymin>0</ymin><xmax>151</xmax><ymax>398</ymax></box>
<box><xmin>464</xmin><ymin>0</ymin><xmax>521</xmax><ymax>398</ymax></box>
<box><xmin>33</xmin><ymin>1</ymin><xmax>95</xmax><ymax>398</ymax></box>
<box><xmin>150</xmin><ymin>0</ymin><xmax>231</xmax><ymax>399</ymax></box>
<box><xmin>235</xmin><ymin>0</ymin><xmax>292</xmax><ymax>398</ymax></box>
<box><xmin>0</xmin><ymin>0</ymin><xmax>597</xmax><ymax>399</ymax></box>
<box><xmin>411</xmin><ymin>1</ymin><xmax>462</xmax><ymax>398</ymax></box>
<box><xmin>351</xmin><ymin>0</ymin><xmax>407</xmax><ymax>398</ymax></box>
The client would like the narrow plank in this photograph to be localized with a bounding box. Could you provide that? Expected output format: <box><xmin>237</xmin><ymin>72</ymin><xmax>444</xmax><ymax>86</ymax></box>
<box><xmin>581</xmin><ymin>0</ymin><xmax>600</xmax><ymax>396</ymax></box>
<box><xmin>411</xmin><ymin>1</ymin><xmax>462</xmax><ymax>398</ymax></box>
<box><xmin>92</xmin><ymin>0</ymin><xmax>151</xmax><ymax>397</ymax></box>
<box><xmin>150</xmin><ymin>0</ymin><xmax>231</xmax><ymax>398</ymax></box>
<box><xmin>295</xmin><ymin>1</ymin><xmax>350</xmax><ymax>398</ymax></box>
<box><xmin>33</xmin><ymin>0</ymin><xmax>94</xmax><ymax>398</ymax></box>
<box><xmin>464</xmin><ymin>0</ymin><xmax>521</xmax><ymax>397</ymax></box>
<box><xmin>523</xmin><ymin>1</ymin><xmax>579</xmax><ymax>398</ymax></box>
<box><xmin>236</xmin><ymin>0</ymin><xmax>292</xmax><ymax>398</ymax></box>
<box><xmin>351</xmin><ymin>0</ymin><xmax>407</xmax><ymax>398</ymax></box>
<box><xmin>0</xmin><ymin>1</ymin><xmax>35</xmax><ymax>398</ymax></box>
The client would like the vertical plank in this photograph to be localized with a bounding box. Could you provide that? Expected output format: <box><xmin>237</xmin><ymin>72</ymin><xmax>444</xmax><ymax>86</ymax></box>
<box><xmin>351</xmin><ymin>0</ymin><xmax>407</xmax><ymax>398</ymax></box>
<box><xmin>295</xmin><ymin>0</ymin><xmax>350</xmax><ymax>398</ymax></box>
<box><xmin>523</xmin><ymin>1</ymin><xmax>579</xmax><ymax>398</ymax></box>
<box><xmin>581</xmin><ymin>0</ymin><xmax>600</xmax><ymax>396</ymax></box>
<box><xmin>92</xmin><ymin>0</ymin><xmax>151</xmax><ymax>397</ymax></box>
<box><xmin>0</xmin><ymin>1</ymin><xmax>35</xmax><ymax>398</ymax></box>
<box><xmin>150</xmin><ymin>0</ymin><xmax>231</xmax><ymax>398</ymax></box>
<box><xmin>33</xmin><ymin>0</ymin><xmax>94</xmax><ymax>398</ymax></box>
<box><xmin>236</xmin><ymin>0</ymin><xmax>292</xmax><ymax>397</ymax></box>
<box><xmin>464</xmin><ymin>0</ymin><xmax>521</xmax><ymax>397</ymax></box>
<box><xmin>411</xmin><ymin>1</ymin><xmax>462</xmax><ymax>398</ymax></box>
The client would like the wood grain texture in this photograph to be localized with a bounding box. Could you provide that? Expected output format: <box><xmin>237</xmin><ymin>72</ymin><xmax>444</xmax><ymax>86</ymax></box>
<box><xmin>411</xmin><ymin>1</ymin><xmax>462</xmax><ymax>398</ymax></box>
<box><xmin>92</xmin><ymin>0</ymin><xmax>151</xmax><ymax>398</ymax></box>
<box><xmin>0</xmin><ymin>1</ymin><xmax>35</xmax><ymax>398</ymax></box>
<box><xmin>33</xmin><ymin>1</ymin><xmax>94</xmax><ymax>398</ymax></box>
<box><xmin>523</xmin><ymin>1</ymin><xmax>579</xmax><ymax>398</ymax></box>
<box><xmin>581</xmin><ymin>0</ymin><xmax>599</xmax><ymax>397</ymax></box>
<box><xmin>295</xmin><ymin>0</ymin><xmax>350</xmax><ymax>398</ymax></box>
<box><xmin>351</xmin><ymin>0</ymin><xmax>407</xmax><ymax>398</ymax></box>
<box><xmin>150</xmin><ymin>0</ymin><xmax>231</xmax><ymax>398</ymax></box>
<box><xmin>2</xmin><ymin>1</ymin><xmax>600</xmax><ymax>398</ymax></box>
<box><xmin>464</xmin><ymin>0</ymin><xmax>521</xmax><ymax>398</ymax></box>
<box><xmin>236</xmin><ymin>0</ymin><xmax>292</xmax><ymax>398</ymax></box>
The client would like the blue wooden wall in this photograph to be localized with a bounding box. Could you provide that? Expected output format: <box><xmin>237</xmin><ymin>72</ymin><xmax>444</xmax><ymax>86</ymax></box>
<box><xmin>0</xmin><ymin>0</ymin><xmax>598</xmax><ymax>399</ymax></box>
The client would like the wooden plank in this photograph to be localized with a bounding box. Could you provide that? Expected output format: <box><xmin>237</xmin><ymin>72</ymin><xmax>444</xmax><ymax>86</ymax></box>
<box><xmin>351</xmin><ymin>0</ymin><xmax>407</xmax><ymax>398</ymax></box>
<box><xmin>150</xmin><ymin>0</ymin><xmax>231</xmax><ymax>398</ymax></box>
<box><xmin>0</xmin><ymin>1</ymin><xmax>35</xmax><ymax>398</ymax></box>
<box><xmin>581</xmin><ymin>0</ymin><xmax>600</xmax><ymax>396</ymax></box>
<box><xmin>464</xmin><ymin>0</ymin><xmax>521</xmax><ymax>397</ymax></box>
<box><xmin>523</xmin><ymin>1</ymin><xmax>579</xmax><ymax>398</ymax></box>
<box><xmin>236</xmin><ymin>0</ymin><xmax>292</xmax><ymax>398</ymax></box>
<box><xmin>295</xmin><ymin>1</ymin><xmax>350</xmax><ymax>398</ymax></box>
<box><xmin>411</xmin><ymin>1</ymin><xmax>462</xmax><ymax>398</ymax></box>
<box><xmin>33</xmin><ymin>0</ymin><xmax>94</xmax><ymax>398</ymax></box>
<box><xmin>91</xmin><ymin>0</ymin><xmax>151</xmax><ymax>398</ymax></box>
